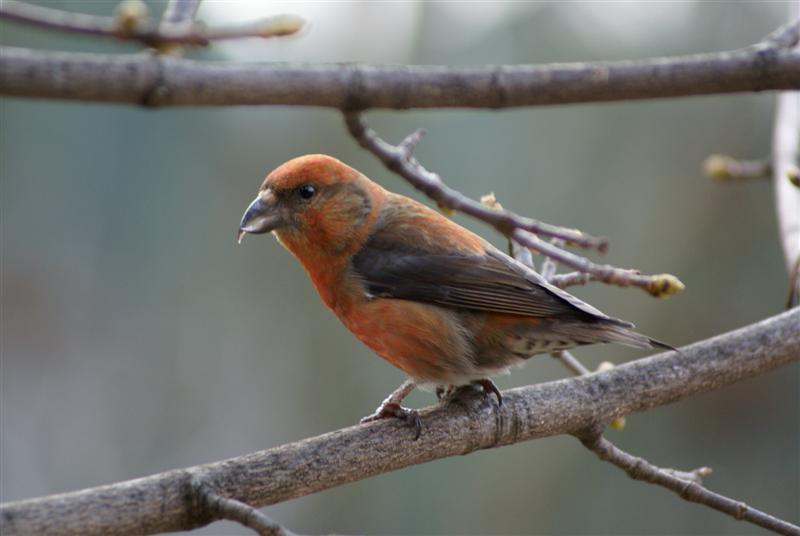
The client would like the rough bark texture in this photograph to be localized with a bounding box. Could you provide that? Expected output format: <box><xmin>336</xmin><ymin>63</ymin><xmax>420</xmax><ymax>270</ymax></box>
<box><xmin>1</xmin><ymin>45</ymin><xmax>799</xmax><ymax>108</ymax></box>
<box><xmin>2</xmin><ymin>308</ymin><xmax>798</xmax><ymax>536</ymax></box>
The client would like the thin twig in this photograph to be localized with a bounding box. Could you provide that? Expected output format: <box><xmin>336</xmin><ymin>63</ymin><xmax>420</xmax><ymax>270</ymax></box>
<box><xmin>155</xmin><ymin>0</ymin><xmax>201</xmax><ymax>55</ymax></box>
<box><xmin>192</xmin><ymin>479</ymin><xmax>297</xmax><ymax>536</ymax></box>
<box><xmin>553</xmin><ymin>346</ymin><xmax>798</xmax><ymax>536</ymax></box>
<box><xmin>0</xmin><ymin>309</ymin><xmax>797</xmax><ymax>536</ymax></box>
<box><xmin>159</xmin><ymin>0</ymin><xmax>201</xmax><ymax>28</ymax></box>
<box><xmin>703</xmin><ymin>154</ymin><xmax>772</xmax><ymax>181</ymax></box>
<box><xmin>550</xmin><ymin>349</ymin><xmax>591</xmax><ymax>376</ymax></box>
<box><xmin>577</xmin><ymin>428</ymin><xmax>799</xmax><ymax>536</ymax></box>
<box><xmin>348</xmin><ymin>112</ymin><xmax>684</xmax><ymax>296</ymax></box>
<box><xmin>344</xmin><ymin>116</ymin><xmax>607</xmax><ymax>251</ymax></box>
<box><xmin>0</xmin><ymin>0</ymin><xmax>304</xmax><ymax>48</ymax></box>
<box><xmin>480</xmin><ymin>193</ymin><xmax>536</xmax><ymax>268</ymax></box>
<box><xmin>539</xmin><ymin>238</ymin><xmax>565</xmax><ymax>280</ymax></box>
<box><xmin>547</xmin><ymin>271</ymin><xmax>598</xmax><ymax>289</ymax></box>
<box><xmin>511</xmin><ymin>228</ymin><xmax>684</xmax><ymax>297</ymax></box>
<box><xmin>758</xmin><ymin>17</ymin><xmax>800</xmax><ymax>50</ymax></box>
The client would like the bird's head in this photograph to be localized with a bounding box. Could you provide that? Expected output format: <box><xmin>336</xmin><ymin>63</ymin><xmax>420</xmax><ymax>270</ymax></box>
<box><xmin>238</xmin><ymin>154</ymin><xmax>382</xmax><ymax>259</ymax></box>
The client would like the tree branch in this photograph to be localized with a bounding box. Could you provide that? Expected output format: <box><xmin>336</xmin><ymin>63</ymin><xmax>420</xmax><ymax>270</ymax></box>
<box><xmin>552</xmin><ymin>348</ymin><xmax>797</xmax><ymax>536</ymax></box>
<box><xmin>347</xmin><ymin>112</ymin><xmax>684</xmax><ymax>297</ymax></box>
<box><xmin>576</xmin><ymin>429</ymin><xmax>799</xmax><ymax>536</ymax></box>
<box><xmin>516</xmin><ymin>228</ymin><xmax>791</xmax><ymax>534</ymax></box>
<box><xmin>1</xmin><ymin>308</ymin><xmax>797</xmax><ymax>536</ymax></box>
<box><xmin>345</xmin><ymin>116</ymin><xmax>605</xmax><ymax>250</ymax></box>
<box><xmin>773</xmin><ymin>92</ymin><xmax>800</xmax><ymax>307</ymax></box>
<box><xmin>0</xmin><ymin>0</ymin><xmax>303</xmax><ymax>48</ymax></box>
<box><xmin>703</xmin><ymin>154</ymin><xmax>772</xmax><ymax>181</ymax></box>
<box><xmin>191</xmin><ymin>478</ymin><xmax>298</xmax><ymax>536</ymax></box>
<box><xmin>159</xmin><ymin>0</ymin><xmax>201</xmax><ymax>29</ymax></box>
<box><xmin>1</xmin><ymin>18</ymin><xmax>799</xmax><ymax>107</ymax></box>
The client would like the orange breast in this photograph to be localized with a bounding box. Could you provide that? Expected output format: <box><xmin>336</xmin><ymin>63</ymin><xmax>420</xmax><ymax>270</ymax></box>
<box><xmin>340</xmin><ymin>298</ymin><xmax>473</xmax><ymax>384</ymax></box>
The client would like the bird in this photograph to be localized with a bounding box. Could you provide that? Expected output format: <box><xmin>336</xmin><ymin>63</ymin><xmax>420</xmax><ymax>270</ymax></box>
<box><xmin>238</xmin><ymin>154</ymin><xmax>672</xmax><ymax>437</ymax></box>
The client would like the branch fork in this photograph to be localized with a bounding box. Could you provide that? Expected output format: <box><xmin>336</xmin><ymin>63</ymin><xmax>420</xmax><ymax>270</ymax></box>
<box><xmin>346</xmin><ymin>111</ymin><xmax>684</xmax><ymax>298</ymax></box>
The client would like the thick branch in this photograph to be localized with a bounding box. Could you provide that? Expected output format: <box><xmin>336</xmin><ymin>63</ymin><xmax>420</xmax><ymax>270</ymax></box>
<box><xmin>1</xmin><ymin>308</ymin><xmax>797</xmax><ymax>536</ymax></box>
<box><xmin>1</xmin><ymin>23</ymin><xmax>799</xmax><ymax>107</ymax></box>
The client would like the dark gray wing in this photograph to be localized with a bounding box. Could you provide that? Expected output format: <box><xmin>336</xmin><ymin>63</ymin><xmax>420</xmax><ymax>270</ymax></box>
<box><xmin>352</xmin><ymin>228</ymin><xmax>629</xmax><ymax>325</ymax></box>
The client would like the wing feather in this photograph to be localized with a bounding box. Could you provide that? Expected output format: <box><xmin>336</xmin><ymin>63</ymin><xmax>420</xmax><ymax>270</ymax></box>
<box><xmin>352</xmin><ymin>210</ymin><xmax>628</xmax><ymax>325</ymax></box>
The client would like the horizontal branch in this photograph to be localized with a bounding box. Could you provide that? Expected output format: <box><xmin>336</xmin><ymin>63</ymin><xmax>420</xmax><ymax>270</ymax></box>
<box><xmin>2</xmin><ymin>308</ymin><xmax>797</xmax><ymax>536</ymax></box>
<box><xmin>1</xmin><ymin>21</ymin><xmax>799</xmax><ymax>107</ymax></box>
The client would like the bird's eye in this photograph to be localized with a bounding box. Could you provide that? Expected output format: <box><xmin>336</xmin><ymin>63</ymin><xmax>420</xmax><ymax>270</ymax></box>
<box><xmin>297</xmin><ymin>184</ymin><xmax>316</xmax><ymax>200</ymax></box>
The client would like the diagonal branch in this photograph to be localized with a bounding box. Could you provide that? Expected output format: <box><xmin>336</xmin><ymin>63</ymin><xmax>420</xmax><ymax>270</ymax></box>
<box><xmin>576</xmin><ymin>429</ymin><xmax>798</xmax><ymax>536</ymax></box>
<box><xmin>1</xmin><ymin>308</ymin><xmax>797</xmax><ymax>536</ymax></box>
<box><xmin>1</xmin><ymin>18</ymin><xmax>799</xmax><ymax>107</ymax></box>
<box><xmin>0</xmin><ymin>0</ymin><xmax>304</xmax><ymax>48</ymax></box>
<box><xmin>553</xmin><ymin>350</ymin><xmax>796</xmax><ymax>536</ymax></box>
<box><xmin>191</xmin><ymin>479</ymin><xmax>298</xmax><ymax>536</ymax></box>
<box><xmin>344</xmin><ymin>115</ymin><xmax>607</xmax><ymax>251</ymax></box>
<box><xmin>346</xmin><ymin>112</ymin><xmax>684</xmax><ymax>297</ymax></box>
<box><xmin>505</xmin><ymin>221</ymin><xmax>790</xmax><ymax>534</ymax></box>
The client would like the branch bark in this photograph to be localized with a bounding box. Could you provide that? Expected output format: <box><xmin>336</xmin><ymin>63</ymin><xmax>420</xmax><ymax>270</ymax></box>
<box><xmin>1</xmin><ymin>20</ymin><xmax>799</xmax><ymax>107</ymax></box>
<box><xmin>191</xmin><ymin>478</ymin><xmax>298</xmax><ymax>536</ymax></box>
<box><xmin>2</xmin><ymin>308</ymin><xmax>797</xmax><ymax>536</ymax></box>
<box><xmin>576</xmin><ymin>430</ymin><xmax>799</xmax><ymax>536</ymax></box>
<box><xmin>348</xmin><ymin>113</ymin><xmax>684</xmax><ymax>297</ymax></box>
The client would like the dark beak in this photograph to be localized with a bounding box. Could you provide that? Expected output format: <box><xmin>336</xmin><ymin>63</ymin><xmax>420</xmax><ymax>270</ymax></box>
<box><xmin>237</xmin><ymin>192</ymin><xmax>283</xmax><ymax>244</ymax></box>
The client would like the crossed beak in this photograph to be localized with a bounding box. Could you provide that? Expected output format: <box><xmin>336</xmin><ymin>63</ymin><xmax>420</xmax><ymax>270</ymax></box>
<box><xmin>237</xmin><ymin>190</ymin><xmax>282</xmax><ymax>244</ymax></box>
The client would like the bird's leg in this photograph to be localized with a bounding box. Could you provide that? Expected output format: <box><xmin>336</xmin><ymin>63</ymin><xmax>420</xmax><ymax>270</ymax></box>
<box><xmin>360</xmin><ymin>379</ymin><xmax>421</xmax><ymax>439</ymax></box>
<box><xmin>471</xmin><ymin>378</ymin><xmax>503</xmax><ymax>406</ymax></box>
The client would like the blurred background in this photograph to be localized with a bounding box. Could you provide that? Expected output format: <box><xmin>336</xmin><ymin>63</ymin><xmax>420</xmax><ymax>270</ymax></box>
<box><xmin>1</xmin><ymin>1</ymin><xmax>798</xmax><ymax>534</ymax></box>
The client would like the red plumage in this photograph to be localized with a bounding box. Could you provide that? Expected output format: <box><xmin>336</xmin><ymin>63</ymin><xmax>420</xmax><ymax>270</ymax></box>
<box><xmin>239</xmin><ymin>154</ymin><xmax>666</xmax><ymax>430</ymax></box>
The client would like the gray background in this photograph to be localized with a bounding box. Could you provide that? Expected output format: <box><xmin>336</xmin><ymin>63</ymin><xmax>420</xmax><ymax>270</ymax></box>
<box><xmin>1</xmin><ymin>1</ymin><xmax>798</xmax><ymax>534</ymax></box>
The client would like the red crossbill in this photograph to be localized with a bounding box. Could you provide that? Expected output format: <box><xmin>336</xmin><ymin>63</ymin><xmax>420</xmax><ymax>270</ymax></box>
<box><xmin>239</xmin><ymin>154</ymin><xmax>670</xmax><ymax>435</ymax></box>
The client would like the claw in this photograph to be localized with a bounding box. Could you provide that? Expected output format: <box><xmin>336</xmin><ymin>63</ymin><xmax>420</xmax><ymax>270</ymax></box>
<box><xmin>472</xmin><ymin>379</ymin><xmax>502</xmax><ymax>406</ymax></box>
<box><xmin>435</xmin><ymin>385</ymin><xmax>457</xmax><ymax>401</ymax></box>
<box><xmin>361</xmin><ymin>402</ymin><xmax>421</xmax><ymax>440</ymax></box>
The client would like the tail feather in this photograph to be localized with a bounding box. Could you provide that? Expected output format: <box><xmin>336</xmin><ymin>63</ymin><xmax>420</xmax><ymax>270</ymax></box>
<box><xmin>558</xmin><ymin>321</ymin><xmax>678</xmax><ymax>352</ymax></box>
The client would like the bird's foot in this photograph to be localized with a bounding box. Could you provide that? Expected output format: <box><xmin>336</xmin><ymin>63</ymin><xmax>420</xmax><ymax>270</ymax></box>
<box><xmin>360</xmin><ymin>402</ymin><xmax>421</xmax><ymax>440</ymax></box>
<box><xmin>471</xmin><ymin>379</ymin><xmax>503</xmax><ymax>406</ymax></box>
<box><xmin>436</xmin><ymin>385</ymin><xmax>457</xmax><ymax>401</ymax></box>
<box><xmin>439</xmin><ymin>379</ymin><xmax>503</xmax><ymax>406</ymax></box>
